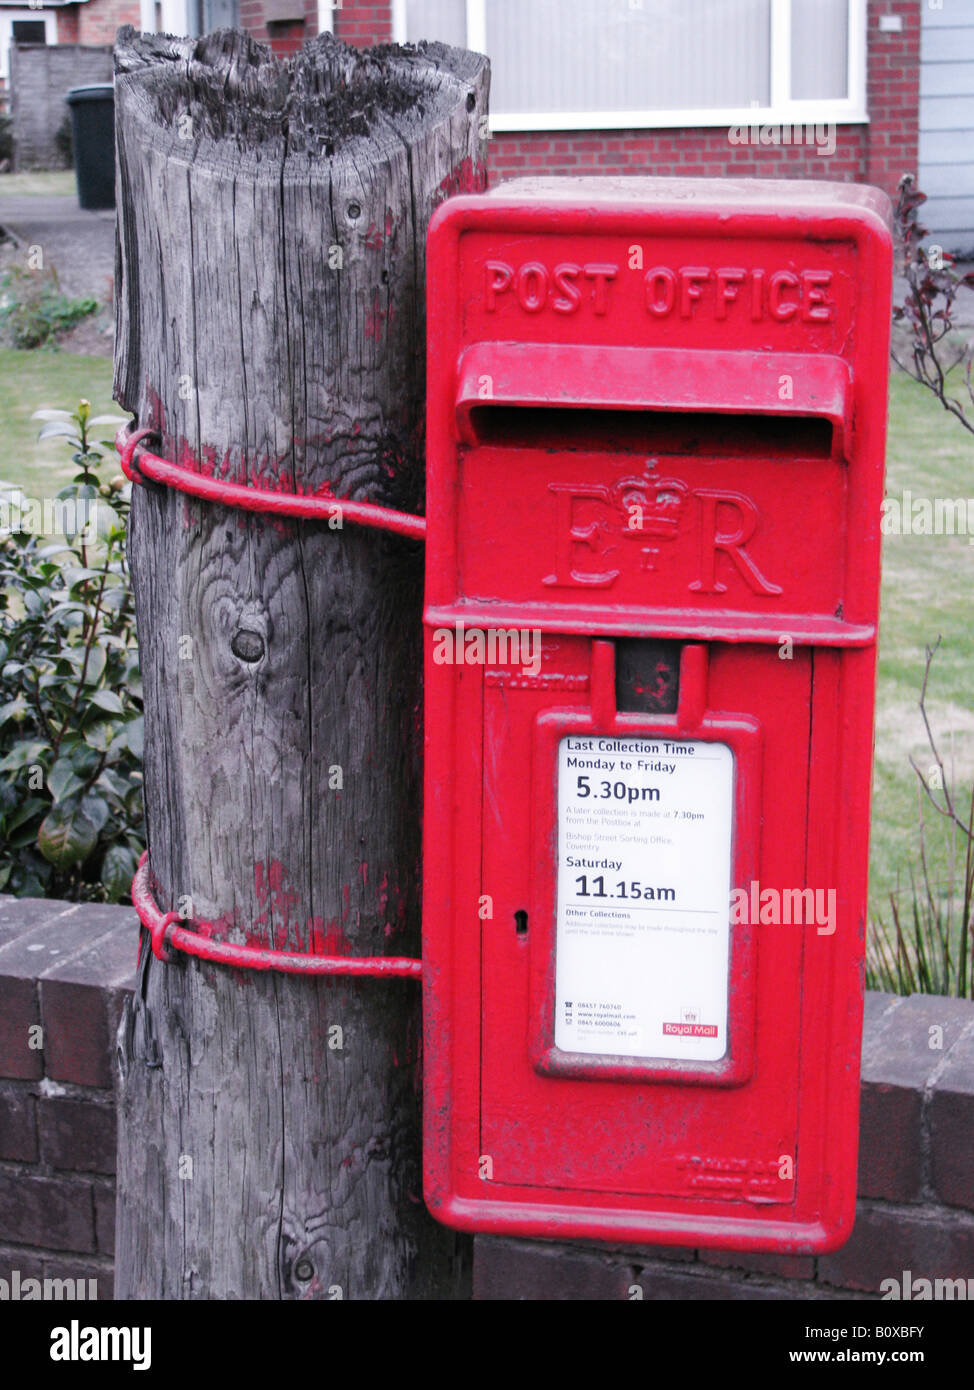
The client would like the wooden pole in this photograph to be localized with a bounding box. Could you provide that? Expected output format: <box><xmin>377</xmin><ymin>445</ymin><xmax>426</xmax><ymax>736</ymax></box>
<box><xmin>112</xmin><ymin>26</ymin><xmax>487</xmax><ymax>1300</ymax></box>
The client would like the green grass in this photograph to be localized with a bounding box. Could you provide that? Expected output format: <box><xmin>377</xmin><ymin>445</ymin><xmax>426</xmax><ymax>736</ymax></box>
<box><xmin>0</xmin><ymin>171</ymin><xmax>76</xmax><ymax>198</ymax></box>
<box><xmin>0</xmin><ymin>346</ymin><xmax>971</xmax><ymax>927</ymax></box>
<box><xmin>872</xmin><ymin>367</ymin><xmax>974</xmax><ymax>915</ymax></box>
<box><xmin>0</xmin><ymin>348</ymin><xmax>117</xmax><ymax>498</ymax></box>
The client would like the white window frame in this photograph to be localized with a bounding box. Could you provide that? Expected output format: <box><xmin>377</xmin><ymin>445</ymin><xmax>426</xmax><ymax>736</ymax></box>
<box><xmin>139</xmin><ymin>0</ymin><xmax>192</xmax><ymax>37</ymax></box>
<box><xmin>392</xmin><ymin>0</ymin><xmax>868</xmax><ymax>132</ymax></box>
<box><xmin>0</xmin><ymin>7</ymin><xmax>56</xmax><ymax>83</ymax></box>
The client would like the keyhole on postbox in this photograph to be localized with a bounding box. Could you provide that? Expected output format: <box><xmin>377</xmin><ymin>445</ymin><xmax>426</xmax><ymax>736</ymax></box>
<box><xmin>514</xmin><ymin>910</ymin><xmax>528</xmax><ymax>938</ymax></box>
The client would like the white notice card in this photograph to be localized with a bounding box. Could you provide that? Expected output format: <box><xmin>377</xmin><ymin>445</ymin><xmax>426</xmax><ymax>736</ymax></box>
<box><xmin>554</xmin><ymin>736</ymin><xmax>734</xmax><ymax>1062</ymax></box>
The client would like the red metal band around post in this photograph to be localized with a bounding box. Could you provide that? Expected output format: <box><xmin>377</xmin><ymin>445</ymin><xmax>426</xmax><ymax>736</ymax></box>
<box><xmin>132</xmin><ymin>854</ymin><xmax>422</xmax><ymax>978</ymax></box>
<box><xmin>116</xmin><ymin>424</ymin><xmax>427</xmax><ymax>541</ymax></box>
<box><xmin>119</xmin><ymin>422</ymin><xmax>425</xmax><ymax>978</ymax></box>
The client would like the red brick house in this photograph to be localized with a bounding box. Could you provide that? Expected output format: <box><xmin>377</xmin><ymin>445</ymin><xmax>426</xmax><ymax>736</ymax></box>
<box><xmin>0</xmin><ymin>0</ymin><xmax>136</xmax><ymax>64</ymax></box>
<box><xmin>2</xmin><ymin>0</ymin><xmax>923</xmax><ymax>210</ymax></box>
<box><xmin>245</xmin><ymin>0</ymin><xmax>922</xmax><ymax>204</ymax></box>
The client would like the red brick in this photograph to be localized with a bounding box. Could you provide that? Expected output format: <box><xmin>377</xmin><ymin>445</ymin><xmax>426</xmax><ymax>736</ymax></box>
<box><xmin>699</xmin><ymin>1247</ymin><xmax>815</xmax><ymax>1280</ymax></box>
<box><xmin>929</xmin><ymin>1023</ymin><xmax>974</xmax><ymax>1212</ymax></box>
<box><xmin>94</xmin><ymin>1185</ymin><xmax>115</xmax><ymax>1257</ymax></box>
<box><xmin>0</xmin><ymin>1247</ymin><xmax>44</xmax><ymax>1286</ymax></box>
<box><xmin>818</xmin><ymin>1203</ymin><xmax>974</xmax><ymax>1294</ymax></box>
<box><xmin>0</xmin><ymin>977</ymin><xmax>42</xmax><ymax>1080</ymax></box>
<box><xmin>0</xmin><ymin>1173</ymin><xmax>94</xmax><ymax>1253</ymax></box>
<box><xmin>627</xmin><ymin>1262</ymin><xmax>818</xmax><ymax>1300</ymax></box>
<box><xmin>0</xmin><ymin>1084</ymin><xmax>38</xmax><ymax>1161</ymax></box>
<box><xmin>40</xmin><ymin>1256</ymin><xmax>112</xmax><ymax>1300</ymax></box>
<box><xmin>39</xmin><ymin>1096</ymin><xmax>116</xmax><ymax>1174</ymax></box>
<box><xmin>858</xmin><ymin>995</ymin><xmax>973</xmax><ymax>1202</ymax></box>
<box><xmin>40</xmin><ymin>919</ymin><xmax>136</xmax><ymax>1087</ymax></box>
<box><xmin>473</xmin><ymin>1235</ymin><xmax>634</xmax><ymax>1300</ymax></box>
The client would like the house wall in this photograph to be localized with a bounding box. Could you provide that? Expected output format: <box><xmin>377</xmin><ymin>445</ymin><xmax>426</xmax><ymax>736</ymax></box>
<box><xmin>918</xmin><ymin>0</ymin><xmax>974</xmax><ymax>254</ymax></box>
<box><xmin>238</xmin><ymin>0</ymin><xmax>318</xmax><ymax>54</ymax></box>
<box><xmin>75</xmin><ymin>0</ymin><xmax>141</xmax><ymax>48</ymax></box>
<box><xmin>304</xmin><ymin>0</ymin><xmax>920</xmax><ymax>202</ymax></box>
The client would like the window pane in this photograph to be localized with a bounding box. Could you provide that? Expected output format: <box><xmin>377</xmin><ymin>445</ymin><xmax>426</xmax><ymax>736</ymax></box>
<box><xmin>12</xmin><ymin>21</ymin><xmax>48</xmax><ymax>44</ymax></box>
<box><xmin>406</xmin><ymin>0</ymin><xmax>467</xmax><ymax>49</ymax></box>
<box><xmin>202</xmin><ymin>0</ymin><xmax>241</xmax><ymax>32</ymax></box>
<box><xmin>791</xmin><ymin>0</ymin><xmax>848</xmax><ymax>101</ymax></box>
<box><xmin>483</xmin><ymin>0</ymin><xmax>771</xmax><ymax>115</ymax></box>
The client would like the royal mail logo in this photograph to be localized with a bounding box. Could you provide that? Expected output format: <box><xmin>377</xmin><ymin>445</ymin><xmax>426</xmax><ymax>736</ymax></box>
<box><xmin>543</xmin><ymin>461</ymin><xmax>782</xmax><ymax>597</ymax></box>
<box><xmin>663</xmin><ymin>1021</ymin><xmax>719</xmax><ymax>1038</ymax></box>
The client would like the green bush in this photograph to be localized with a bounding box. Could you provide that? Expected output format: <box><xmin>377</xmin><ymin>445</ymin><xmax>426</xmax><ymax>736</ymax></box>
<box><xmin>0</xmin><ymin>400</ymin><xmax>144</xmax><ymax>901</ymax></box>
<box><xmin>0</xmin><ymin>265</ymin><xmax>98</xmax><ymax>350</ymax></box>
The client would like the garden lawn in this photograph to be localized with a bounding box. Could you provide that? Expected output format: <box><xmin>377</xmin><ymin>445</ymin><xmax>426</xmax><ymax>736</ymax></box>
<box><xmin>0</xmin><ymin>348</ymin><xmax>118</xmax><ymax>499</ymax></box>
<box><xmin>872</xmin><ymin>367</ymin><xmax>974</xmax><ymax>917</ymax></box>
<box><xmin>0</xmin><ymin>349</ymin><xmax>970</xmax><ymax>918</ymax></box>
<box><xmin>0</xmin><ymin>172</ymin><xmax>76</xmax><ymax>198</ymax></box>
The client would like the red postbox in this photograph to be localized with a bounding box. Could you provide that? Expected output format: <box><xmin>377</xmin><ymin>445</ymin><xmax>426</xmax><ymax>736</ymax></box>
<box><xmin>422</xmin><ymin>177</ymin><xmax>892</xmax><ymax>1252</ymax></box>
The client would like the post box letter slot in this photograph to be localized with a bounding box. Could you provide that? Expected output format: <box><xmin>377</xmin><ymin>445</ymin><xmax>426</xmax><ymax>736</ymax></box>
<box><xmin>456</xmin><ymin>342</ymin><xmax>851</xmax><ymax>460</ymax></box>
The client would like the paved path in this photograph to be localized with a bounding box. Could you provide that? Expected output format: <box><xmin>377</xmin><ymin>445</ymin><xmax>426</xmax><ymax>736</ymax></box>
<box><xmin>0</xmin><ymin>194</ymin><xmax>114</xmax><ymax>303</ymax></box>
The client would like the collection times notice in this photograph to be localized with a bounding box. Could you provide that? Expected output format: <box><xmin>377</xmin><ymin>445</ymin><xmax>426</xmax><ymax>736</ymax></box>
<box><xmin>554</xmin><ymin>735</ymin><xmax>734</xmax><ymax>1062</ymax></box>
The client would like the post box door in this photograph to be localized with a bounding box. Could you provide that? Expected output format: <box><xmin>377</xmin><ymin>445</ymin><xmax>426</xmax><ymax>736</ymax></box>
<box><xmin>477</xmin><ymin>639</ymin><xmax>807</xmax><ymax>1202</ymax></box>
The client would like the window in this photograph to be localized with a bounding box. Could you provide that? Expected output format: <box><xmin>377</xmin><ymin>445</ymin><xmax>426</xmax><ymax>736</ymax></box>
<box><xmin>137</xmin><ymin>0</ymin><xmax>240</xmax><ymax>37</ymax></box>
<box><xmin>393</xmin><ymin>0</ymin><xmax>867</xmax><ymax>132</ymax></box>
<box><xmin>11</xmin><ymin>20</ymin><xmax>48</xmax><ymax>44</ymax></box>
<box><xmin>0</xmin><ymin>9</ymin><xmax>56</xmax><ymax>83</ymax></box>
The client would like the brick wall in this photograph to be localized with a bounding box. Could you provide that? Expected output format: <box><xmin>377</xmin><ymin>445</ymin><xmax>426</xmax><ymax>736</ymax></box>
<box><xmin>0</xmin><ymin>897</ymin><xmax>136</xmax><ymax>1299</ymax></box>
<box><xmin>9</xmin><ymin>43</ymin><xmax>112</xmax><ymax>171</ymax></box>
<box><xmin>287</xmin><ymin>0</ymin><xmax>922</xmax><ymax>203</ymax></box>
<box><xmin>332</xmin><ymin>2</ymin><xmax>391</xmax><ymax>47</ymax></box>
<box><xmin>474</xmin><ymin>991</ymin><xmax>974</xmax><ymax>1300</ymax></box>
<box><xmin>56</xmin><ymin>9</ymin><xmax>80</xmax><ymax>45</ymax></box>
<box><xmin>0</xmin><ymin>893</ymin><xmax>971</xmax><ymax>1300</ymax></box>
<box><xmin>866</xmin><ymin>0</ymin><xmax>921</xmax><ymax>194</ymax></box>
<box><xmin>486</xmin><ymin>127</ymin><xmax>871</xmax><ymax>186</ymax></box>
<box><xmin>240</xmin><ymin>0</ymin><xmax>319</xmax><ymax>55</ymax></box>
<box><xmin>77</xmin><ymin>0</ymin><xmax>141</xmax><ymax>49</ymax></box>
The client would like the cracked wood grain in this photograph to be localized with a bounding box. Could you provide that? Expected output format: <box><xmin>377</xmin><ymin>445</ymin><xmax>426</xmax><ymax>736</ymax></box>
<box><xmin>113</xmin><ymin>25</ymin><xmax>488</xmax><ymax>1300</ymax></box>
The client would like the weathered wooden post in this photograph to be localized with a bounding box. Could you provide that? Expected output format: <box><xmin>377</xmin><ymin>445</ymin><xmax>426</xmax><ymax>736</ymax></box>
<box><xmin>113</xmin><ymin>26</ymin><xmax>487</xmax><ymax>1300</ymax></box>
